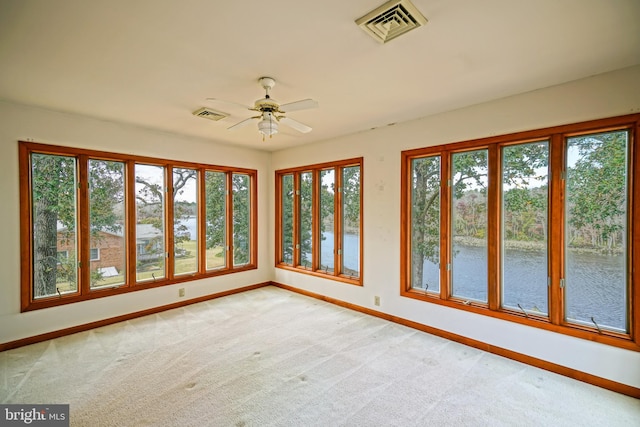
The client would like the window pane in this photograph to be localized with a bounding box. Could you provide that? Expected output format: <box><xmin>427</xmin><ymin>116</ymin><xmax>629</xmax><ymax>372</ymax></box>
<box><xmin>501</xmin><ymin>142</ymin><xmax>549</xmax><ymax>315</ymax></box>
<box><xmin>173</xmin><ymin>168</ymin><xmax>198</xmax><ymax>276</ymax></box>
<box><xmin>451</xmin><ymin>150</ymin><xmax>488</xmax><ymax>302</ymax></box>
<box><xmin>565</xmin><ymin>131</ymin><xmax>629</xmax><ymax>332</ymax></box>
<box><xmin>410</xmin><ymin>156</ymin><xmax>440</xmax><ymax>293</ymax></box>
<box><xmin>89</xmin><ymin>159</ymin><xmax>126</xmax><ymax>289</ymax></box>
<box><xmin>299</xmin><ymin>172</ymin><xmax>313</xmax><ymax>268</ymax></box>
<box><xmin>135</xmin><ymin>164</ymin><xmax>166</xmax><ymax>282</ymax></box>
<box><xmin>205</xmin><ymin>171</ymin><xmax>226</xmax><ymax>270</ymax></box>
<box><xmin>281</xmin><ymin>174</ymin><xmax>294</xmax><ymax>265</ymax></box>
<box><xmin>342</xmin><ymin>166</ymin><xmax>360</xmax><ymax>277</ymax></box>
<box><xmin>31</xmin><ymin>153</ymin><xmax>78</xmax><ymax>298</ymax></box>
<box><xmin>319</xmin><ymin>169</ymin><xmax>335</xmax><ymax>273</ymax></box>
<box><xmin>232</xmin><ymin>173</ymin><xmax>250</xmax><ymax>266</ymax></box>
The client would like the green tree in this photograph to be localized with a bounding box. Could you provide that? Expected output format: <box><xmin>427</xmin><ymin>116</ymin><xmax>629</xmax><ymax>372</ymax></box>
<box><xmin>204</xmin><ymin>171</ymin><xmax>226</xmax><ymax>255</ymax></box>
<box><xmin>567</xmin><ymin>132</ymin><xmax>627</xmax><ymax>251</ymax></box>
<box><xmin>411</xmin><ymin>143</ymin><xmax>548</xmax><ymax>289</ymax></box>
<box><xmin>232</xmin><ymin>173</ymin><xmax>251</xmax><ymax>265</ymax></box>
<box><xmin>32</xmin><ymin>154</ymin><xmax>124</xmax><ymax>296</ymax></box>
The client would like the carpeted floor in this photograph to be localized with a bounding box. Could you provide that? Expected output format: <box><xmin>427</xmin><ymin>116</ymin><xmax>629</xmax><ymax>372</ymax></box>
<box><xmin>1</xmin><ymin>286</ymin><xmax>639</xmax><ymax>426</ymax></box>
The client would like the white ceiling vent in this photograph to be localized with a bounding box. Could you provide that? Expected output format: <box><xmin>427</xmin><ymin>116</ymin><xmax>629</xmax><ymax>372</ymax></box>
<box><xmin>356</xmin><ymin>0</ymin><xmax>427</xmax><ymax>43</ymax></box>
<box><xmin>192</xmin><ymin>107</ymin><xmax>228</xmax><ymax>121</ymax></box>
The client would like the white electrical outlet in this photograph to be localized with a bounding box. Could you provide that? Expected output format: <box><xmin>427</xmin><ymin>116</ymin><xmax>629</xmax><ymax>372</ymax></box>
<box><xmin>178</xmin><ymin>288</ymin><xmax>185</xmax><ymax>297</ymax></box>
<box><xmin>374</xmin><ymin>296</ymin><xmax>380</xmax><ymax>306</ymax></box>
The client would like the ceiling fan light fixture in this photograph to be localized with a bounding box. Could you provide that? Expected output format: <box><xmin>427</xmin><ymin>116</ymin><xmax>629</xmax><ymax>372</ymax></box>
<box><xmin>258</xmin><ymin>112</ymin><xmax>278</xmax><ymax>140</ymax></box>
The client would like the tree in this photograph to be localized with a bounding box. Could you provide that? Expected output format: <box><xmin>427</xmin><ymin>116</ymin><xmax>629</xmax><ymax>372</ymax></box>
<box><xmin>31</xmin><ymin>155</ymin><xmax>124</xmax><ymax>297</ymax></box>
<box><xmin>204</xmin><ymin>171</ymin><xmax>226</xmax><ymax>255</ymax></box>
<box><xmin>410</xmin><ymin>143</ymin><xmax>549</xmax><ymax>289</ymax></box>
<box><xmin>567</xmin><ymin>132</ymin><xmax>627</xmax><ymax>251</ymax></box>
<box><xmin>232</xmin><ymin>173</ymin><xmax>251</xmax><ymax>265</ymax></box>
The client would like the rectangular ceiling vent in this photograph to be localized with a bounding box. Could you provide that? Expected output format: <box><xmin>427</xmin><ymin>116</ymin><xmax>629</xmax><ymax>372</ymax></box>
<box><xmin>356</xmin><ymin>0</ymin><xmax>427</xmax><ymax>43</ymax></box>
<box><xmin>192</xmin><ymin>107</ymin><xmax>228</xmax><ymax>121</ymax></box>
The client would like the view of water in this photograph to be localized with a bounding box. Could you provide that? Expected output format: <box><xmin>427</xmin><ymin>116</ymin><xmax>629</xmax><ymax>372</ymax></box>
<box><xmin>180</xmin><ymin>217</ymin><xmax>625</xmax><ymax>331</ymax></box>
<box><xmin>320</xmin><ymin>231</ymin><xmax>359</xmax><ymax>273</ymax></box>
<box><xmin>421</xmin><ymin>245</ymin><xmax>626</xmax><ymax>331</ymax></box>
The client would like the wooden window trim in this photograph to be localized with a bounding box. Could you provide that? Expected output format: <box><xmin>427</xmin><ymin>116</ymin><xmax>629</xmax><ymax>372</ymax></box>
<box><xmin>19</xmin><ymin>141</ymin><xmax>257</xmax><ymax>312</ymax></box>
<box><xmin>275</xmin><ymin>158</ymin><xmax>363</xmax><ymax>285</ymax></box>
<box><xmin>401</xmin><ymin>114</ymin><xmax>640</xmax><ymax>351</ymax></box>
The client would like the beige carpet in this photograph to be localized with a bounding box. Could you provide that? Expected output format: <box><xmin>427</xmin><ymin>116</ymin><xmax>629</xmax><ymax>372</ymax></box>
<box><xmin>1</xmin><ymin>286</ymin><xmax>638</xmax><ymax>426</ymax></box>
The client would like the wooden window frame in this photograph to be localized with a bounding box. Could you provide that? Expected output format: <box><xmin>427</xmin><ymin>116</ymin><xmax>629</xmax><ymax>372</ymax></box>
<box><xmin>275</xmin><ymin>158</ymin><xmax>363</xmax><ymax>285</ymax></box>
<box><xmin>19</xmin><ymin>141</ymin><xmax>258</xmax><ymax>312</ymax></box>
<box><xmin>401</xmin><ymin>114</ymin><xmax>640</xmax><ymax>351</ymax></box>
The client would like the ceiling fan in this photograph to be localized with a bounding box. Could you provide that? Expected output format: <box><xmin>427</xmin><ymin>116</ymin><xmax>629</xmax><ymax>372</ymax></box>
<box><xmin>207</xmin><ymin>77</ymin><xmax>318</xmax><ymax>140</ymax></box>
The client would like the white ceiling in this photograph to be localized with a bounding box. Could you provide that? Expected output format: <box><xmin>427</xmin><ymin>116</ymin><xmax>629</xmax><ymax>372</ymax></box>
<box><xmin>1</xmin><ymin>0</ymin><xmax>639</xmax><ymax>151</ymax></box>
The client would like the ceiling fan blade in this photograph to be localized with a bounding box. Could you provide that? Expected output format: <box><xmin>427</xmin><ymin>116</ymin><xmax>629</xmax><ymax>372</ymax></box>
<box><xmin>206</xmin><ymin>98</ymin><xmax>251</xmax><ymax>110</ymax></box>
<box><xmin>228</xmin><ymin>117</ymin><xmax>258</xmax><ymax>130</ymax></box>
<box><xmin>280</xmin><ymin>117</ymin><xmax>312</xmax><ymax>133</ymax></box>
<box><xmin>279</xmin><ymin>99</ymin><xmax>319</xmax><ymax>113</ymax></box>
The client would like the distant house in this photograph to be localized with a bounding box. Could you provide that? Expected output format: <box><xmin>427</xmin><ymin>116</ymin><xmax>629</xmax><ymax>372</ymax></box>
<box><xmin>57</xmin><ymin>223</ymin><xmax>164</xmax><ymax>275</ymax></box>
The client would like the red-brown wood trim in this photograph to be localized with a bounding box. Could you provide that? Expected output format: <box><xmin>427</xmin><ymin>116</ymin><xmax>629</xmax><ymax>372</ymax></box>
<box><xmin>275</xmin><ymin>263</ymin><xmax>362</xmax><ymax>286</ymax></box>
<box><xmin>401</xmin><ymin>114</ymin><xmax>640</xmax><ymax>159</ymax></box>
<box><xmin>1</xmin><ymin>282</ymin><xmax>271</xmax><ymax>352</ymax></box>
<box><xmin>631</xmin><ymin>122</ymin><xmax>639</xmax><ymax>343</ymax></box>
<box><xmin>487</xmin><ymin>145</ymin><xmax>500</xmax><ymax>310</ymax></box>
<box><xmin>272</xmin><ymin>282</ymin><xmax>640</xmax><ymax>399</ymax></box>
<box><xmin>549</xmin><ymin>134</ymin><xmax>564</xmax><ymax>326</ymax></box>
<box><xmin>19</xmin><ymin>142</ymin><xmax>258</xmax><ymax>312</ymax></box>
<box><xmin>293</xmin><ymin>172</ymin><xmax>301</xmax><ymax>267</ymax></box>
<box><xmin>440</xmin><ymin>153</ymin><xmax>450</xmax><ymax>300</ymax></box>
<box><xmin>335</xmin><ymin>166</ymin><xmax>343</xmax><ymax>275</ymax></box>
<box><xmin>399</xmin><ymin>151</ymin><xmax>410</xmax><ymax>293</ymax></box>
<box><xmin>250</xmin><ymin>171</ymin><xmax>258</xmax><ymax>268</ymax></box>
<box><xmin>198</xmin><ymin>170</ymin><xmax>206</xmax><ymax>274</ymax></box>
<box><xmin>275</xmin><ymin>158</ymin><xmax>363</xmax><ymax>285</ymax></box>
<box><xmin>19</xmin><ymin>143</ymin><xmax>33</xmax><ymax>311</ymax></box>
<box><xmin>78</xmin><ymin>155</ymin><xmax>90</xmax><ymax>296</ymax></box>
<box><xmin>400</xmin><ymin>114</ymin><xmax>640</xmax><ymax>351</ymax></box>
<box><xmin>166</xmin><ymin>165</ymin><xmax>175</xmax><ymax>280</ymax></box>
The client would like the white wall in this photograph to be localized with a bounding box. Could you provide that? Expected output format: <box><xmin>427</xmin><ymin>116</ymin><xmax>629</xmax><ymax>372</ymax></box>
<box><xmin>2</xmin><ymin>65</ymin><xmax>639</xmax><ymax>389</ymax></box>
<box><xmin>272</xmin><ymin>65</ymin><xmax>640</xmax><ymax>389</ymax></box>
<box><xmin>0</xmin><ymin>101</ymin><xmax>272</xmax><ymax>343</ymax></box>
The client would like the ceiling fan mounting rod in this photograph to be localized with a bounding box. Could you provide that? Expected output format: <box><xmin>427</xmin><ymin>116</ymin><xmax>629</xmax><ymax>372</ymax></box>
<box><xmin>259</xmin><ymin>76</ymin><xmax>276</xmax><ymax>94</ymax></box>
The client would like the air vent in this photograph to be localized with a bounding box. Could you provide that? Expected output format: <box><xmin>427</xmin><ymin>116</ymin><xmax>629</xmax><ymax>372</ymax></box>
<box><xmin>356</xmin><ymin>0</ymin><xmax>427</xmax><ymax>43</ymax></box>
<box><xmin>192</xmin><ymin>107</ymin><xmax>228</xmax><ymax>121</ymax></box>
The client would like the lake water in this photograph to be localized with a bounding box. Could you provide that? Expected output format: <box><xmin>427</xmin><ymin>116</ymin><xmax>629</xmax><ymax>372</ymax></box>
<box><xmin>180</xmin><ymin>217</ymin><xmax>625</xmax><ymax>331</ymax></box>
<box><xmin>422</xmin><ymin>245</ymin><xmax>626</xmax><ymax>331</ymax></box>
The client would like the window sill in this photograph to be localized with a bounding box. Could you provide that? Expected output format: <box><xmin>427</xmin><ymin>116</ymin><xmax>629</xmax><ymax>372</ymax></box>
<box><xmin>276</xmin><ymin>264</ymin><xmax>362</xmax><ymax>286</ymax></box>
<box><xmin>21</xmin><ymin>264</ymin><xmax>257</xmax><ymax>312</ymax></box>
<box><xmin>401</xmin><ymin>287</ymin><xmax>639</xmax><ymax>352</ymax></box>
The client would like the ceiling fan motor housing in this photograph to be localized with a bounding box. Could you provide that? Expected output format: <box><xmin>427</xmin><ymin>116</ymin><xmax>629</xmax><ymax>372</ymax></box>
<box><xmin>254</xmin><ymin>98</ymin><xmax>280</xmax><ymax>112</ymax></box>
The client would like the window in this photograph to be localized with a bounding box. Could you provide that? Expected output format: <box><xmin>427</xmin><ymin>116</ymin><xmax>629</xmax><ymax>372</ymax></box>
<box><xmin>89</xmin><ymin>248</ymin><xmax>100</xmax><ymax>261</ymax></box>
<box><xmin>401</xmin><ymin>114</ymin><xmax>639</xmax><ymax>349</ymax></box>
<box><xmin>89</xmin><ymin>159</ymin><xmax>125</xmax><ymax>289</ymax></box>
<box><xmin>173</xmin><ymin>167</ymin><xmax>198</xmax><ymax>276</ymax></box>
<box><xmin>204</xmin><ymin>170</ymin><xmax>227</xmax><ymax>271</ymax></box>
<box><xmin>276</xmin><ymin>158</ymin><xmax>363</xmax><ymax>285</ymax></box>
<box><xmin>19</xmin><ymin>142</ymin><xmax>257</xmax><ymax>311</ymax></box>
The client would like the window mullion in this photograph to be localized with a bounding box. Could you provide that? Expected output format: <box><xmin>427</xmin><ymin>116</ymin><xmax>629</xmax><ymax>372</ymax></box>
<box><xmin>166</xmin><ymin>165</ymin><xmax>175</xmax><ymax>279</ymax></box>
<box><xmin>197</xmin><ymin>168</ymin><xmax>206</xmax><ymax>274</ymax></box>
<box><xmin>312</xmin><ymin>169</ymin><xmax>319</xmax><ymax>271</ymax></box>
<box><xmin>78</xmin><ymin>155</ymin><xmax>90</xmax><ymax>295</ymax></box>
<box><xmin>293</xmin><ymin>173</ymin><xmax>301</xmax><ymax>267</ymax></box>
<box><xmin>125</xmin><ymin>160</ymin><xmax>136</xmax><ymax>287</ymax></box>
<box><xmin>548</xmin><ymin>134</ymin><xmax>565</xmax><ymax>325</ymax></box>
<box><xmin>225</xmin><ymin>172</ymin><xmax>233</xmax><ymax>269</ymax></box>
<box><xmin>440</xmin><ymin>152</ymin><xmax>451</xmax><ymax>300</ymax></box>
<box><xmin>335</xmin><ymin>167</ymin><xmax>343</xmax><ymax>276</ymax></box>
<box><xmin>487</xmin><ymin>146</ymin><xmax>500</xmax><ymax>311</ymax></box>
